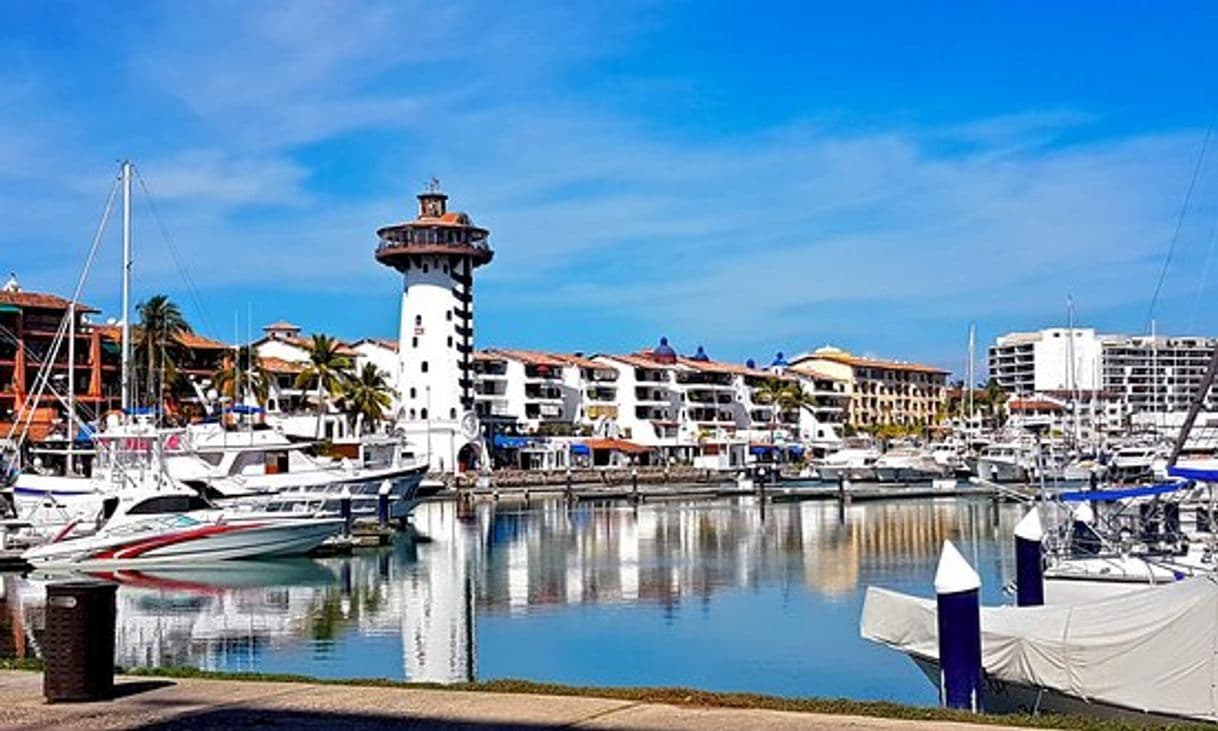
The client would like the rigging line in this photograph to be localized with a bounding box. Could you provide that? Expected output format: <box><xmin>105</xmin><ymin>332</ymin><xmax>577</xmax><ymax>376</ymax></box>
<box><xmin>1146</xmin><ymin>110</ymin><xmax>1218</xmax><ymax>330</ymax></box>
<box><xmin>4</xmin><ymin>176</ymin><xmax>119</xmax><ymax>446</ymax></box>
<box><xmin>1188</xmin><ymin>215</ymin><xmax>1218</xmax><ymax>333</ymax></box>
<box><xmin>131</xmin><ymin>166</ymin><xmax>216</xmax><ymax>339</ymax></box>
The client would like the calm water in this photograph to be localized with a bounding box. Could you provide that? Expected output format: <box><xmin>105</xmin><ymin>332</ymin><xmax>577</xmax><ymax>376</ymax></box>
<box><xmin>0</xmin><ymin>494</ymin><xmax>1023</xmax><ymax>705</ymax></box>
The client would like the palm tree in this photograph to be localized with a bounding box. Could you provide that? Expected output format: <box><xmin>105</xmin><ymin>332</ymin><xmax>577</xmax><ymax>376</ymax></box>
<box><xmin>752</xmin><ymin>377</ymin><xmax>791</xmax><ymax>441</ymax></box>
<box><xmin>293</xmin><ymin>334</ymin><xmax>353</xmax><ymax>438</ymax></box>
<box><xmin>338</xmin><ymin>362</ymin><xmax>395</xmax><ymax>435</ymax></box>
<box><xmin>213</xmin><ymin>345</ymin><xmax>271</xmax><ymax>407</ymax></box>
<box><xmin>134</xmin><ymin>295</ymin><xmax>191</xmax><ymax>408</ymax></box>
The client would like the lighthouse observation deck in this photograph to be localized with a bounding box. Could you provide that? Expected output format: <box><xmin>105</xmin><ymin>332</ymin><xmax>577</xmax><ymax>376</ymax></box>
<box><xmin>375</xmin><ymin>185</ymin><xmax>493</xmax><ymax>271</ymax></box>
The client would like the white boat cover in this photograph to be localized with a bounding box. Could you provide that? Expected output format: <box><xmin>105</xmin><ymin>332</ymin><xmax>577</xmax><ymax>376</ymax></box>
<box><xmin>860</xmin><ymin>576</ymin><xmax>1218</xmax><ymax>721</ymax></box>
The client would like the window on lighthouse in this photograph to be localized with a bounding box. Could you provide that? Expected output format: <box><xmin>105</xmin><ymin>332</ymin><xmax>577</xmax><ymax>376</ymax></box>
<box><xmin>422</xmin><ymin>361</ymin><xmax>429</xmax><ymax>373</ymax></box>
<box><xmin>415</xmin><ymin>314</ymin><xmax>422</xmax><ymax>326</ymax></box>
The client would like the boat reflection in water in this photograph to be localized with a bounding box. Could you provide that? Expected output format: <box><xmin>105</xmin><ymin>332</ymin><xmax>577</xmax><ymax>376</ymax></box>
<box><xmin>0</xmin><ymin>495</ymin><xmax>1023</xmax><ymax>702</ymax></box>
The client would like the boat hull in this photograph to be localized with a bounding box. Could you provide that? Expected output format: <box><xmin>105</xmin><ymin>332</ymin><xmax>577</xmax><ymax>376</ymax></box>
<box><xmin>23</xmin><ymin>518</ymin><xmax>344</xmax><ymax>568</ymax></box>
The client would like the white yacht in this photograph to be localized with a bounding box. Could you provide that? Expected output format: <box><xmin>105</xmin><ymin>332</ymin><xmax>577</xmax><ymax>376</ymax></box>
<box><xmin>873</xmin><ymin>447</ymin><xmax>949</xmax><ymax>483</ymax></box>
<box><xmin>817</xmin><ymin>441</ymin><xmax>880</xmax><ymax>482</ymax></box>
<box><xmin>975</xmin><ymin>441</ymin><xmax>1039</xmax><ymax>483</ymax></box>
<box><xmin>1106</xmin><ymin>444</ymin><xmax>1167</xmax><ymax>484</ymax></box>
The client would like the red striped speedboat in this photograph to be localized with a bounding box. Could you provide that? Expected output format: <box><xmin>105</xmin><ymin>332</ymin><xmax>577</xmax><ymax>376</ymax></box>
<box><xmin>22</xmin><ymin>490</ymin><xmax>343</xmax><ymax>568</ymax></box>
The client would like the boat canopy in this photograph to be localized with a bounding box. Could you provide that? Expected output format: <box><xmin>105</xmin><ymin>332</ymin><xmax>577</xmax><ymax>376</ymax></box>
<box><xmin>861</xmin><ymin>576</ymin><xmax>1218</xmax><ymax>722</ymax></box>
<box><xmin>1057</xmin><ymin>481</ymin><xmax>1191</xmax><ymax>502</ymax></box>
<box><xmin>1167</xmin><ymin>465</ymin><xmax>1218</xmax><ymax>482</ymax></box>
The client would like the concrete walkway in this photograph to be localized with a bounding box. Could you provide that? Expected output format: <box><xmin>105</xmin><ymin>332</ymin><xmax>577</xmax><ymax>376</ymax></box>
<box><xmin>0</xmin><ymin>670</ymin><xmax>1024</xmax><ymax>730</ymax></box>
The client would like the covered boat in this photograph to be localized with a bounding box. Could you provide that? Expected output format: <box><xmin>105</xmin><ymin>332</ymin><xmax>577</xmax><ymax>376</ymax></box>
<box><xmin>860</xmin><ymin>576</ymin><xmax>1218</xmax><ymax>723</ymax></box>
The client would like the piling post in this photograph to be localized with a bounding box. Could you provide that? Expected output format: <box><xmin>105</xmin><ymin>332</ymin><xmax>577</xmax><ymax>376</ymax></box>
<box><xmin>377</xmin><ymin>480</ymin><xmax>391</xmax><ymax>529</ymax></box>
<box><xmin>565</xmin><ymin>468</ymin><xmax>574</xmax><ymax>503</ymax></box>
<box><xmin>1014</xmin><ymin>507</ymin><xmax>1045</xmax><ymax>607</ymax></box>
<box><xmin>340</xmin><ymin>487</ymin><xmax>353</xmax><ymax>537</ymax></box>
<box><xmin>934</xmin><ymin>540</ymin><xmax>984</xmax><ymax>712</ymax></box>
<box><xmin>631</xmin><ymin>466</ymin><xmax>639</xmax><ymax>503</ymax></box>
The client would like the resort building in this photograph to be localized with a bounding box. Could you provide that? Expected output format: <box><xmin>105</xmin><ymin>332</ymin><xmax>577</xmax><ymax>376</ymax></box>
<box><xmin>987</xmin><ymin>328</ymin><xmax>1102</xmax><ymax>394</ymax></box>
<box><xmin>250</xmin><ymin>321</ymin><xmax>362</xmax><ymax>439</ymax></box>
<box><xmin>788</xmin><ymin>346</ymin><xmax>949</xmax><ymax>429</ymax></box>
<box><xmin>988</xmin><ymin>327</ymin><xmax>1218</xmax><ymax>423</ymax></box>
<box><xmin>375</xmin><ymin>181</ymin><xmax>494</xmax><ymax>473</ymax></box>
<box><xmin>0</xmin><ymin>283</ymin><xmax>116</xmax><ymax>441</ymax></box>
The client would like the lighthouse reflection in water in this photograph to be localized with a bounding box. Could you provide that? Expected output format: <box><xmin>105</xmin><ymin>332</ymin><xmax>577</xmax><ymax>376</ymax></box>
<box><xmin>0</xmin><ymin>496</ymin><xmax>1023</xmax><ymax>705</ymax></box>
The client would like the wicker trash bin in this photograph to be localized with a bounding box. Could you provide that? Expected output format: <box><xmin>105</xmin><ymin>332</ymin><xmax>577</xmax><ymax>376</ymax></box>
<box><xmin>42</xmin><ymin>580</ymin><xmax>117</xmax><ymax>702</ymax></box>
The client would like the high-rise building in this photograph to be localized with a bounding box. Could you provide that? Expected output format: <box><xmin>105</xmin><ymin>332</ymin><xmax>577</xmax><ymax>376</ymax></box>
<box><xmin>376</xmin><ymin>182</ymin><xmax>493</xmax><ymax>472</ymax></box>
<box><xmin>986</xmin><ymin>328</ymin><xmax>1102</xmax><ymax>394</ymax></box>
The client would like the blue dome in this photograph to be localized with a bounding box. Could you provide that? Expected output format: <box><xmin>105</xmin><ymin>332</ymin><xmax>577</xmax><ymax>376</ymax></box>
<box><xmin>745</xmin><ymin>358</ymin><xmax>756</xmax><ymax>369</ymax></box>
<box><xmin>770</xmin><ymin>351</ymin><xmax>789</xmax><ymax>367</ymax></box>
<box><xmin>651</xmin><ymin>336</ymin><xmax>677</xmax><ymax>364</ymax></box>
<box><xmin>692</xmin><ymin>345</ymin><xmax>710</xmax><ymax>362</ymax></box>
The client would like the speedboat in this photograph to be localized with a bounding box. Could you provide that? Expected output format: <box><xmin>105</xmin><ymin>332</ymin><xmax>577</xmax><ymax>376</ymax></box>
<box><xmin>22</xmin><ymin>488</ymin><xmax>343</xmax><ymax>568</ymax></box>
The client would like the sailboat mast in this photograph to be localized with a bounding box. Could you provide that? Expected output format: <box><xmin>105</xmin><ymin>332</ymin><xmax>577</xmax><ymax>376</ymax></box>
<box><xmin>967</xmin><ymin>323</ymin><xmax>976</xmax><ymax>426</ymax></box>
<box><xmin>66</xmin><ymin>300</ymin><xmax>75</xmax><ymax>470</ymax></box>
<box><xmin>1067</xmin><ymin>295</ymin><xmax>1080</xmax><ymax>446</ymax></box>
<box><xmin>120</xmin><ymin>160</ymin><xmax>133</xmax><ymax>412</ymax></box>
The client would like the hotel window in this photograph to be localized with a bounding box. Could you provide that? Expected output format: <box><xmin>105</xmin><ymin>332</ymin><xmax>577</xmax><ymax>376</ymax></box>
<box><xmin>421</xmin><ymin>361</ymin><xmax>429</xmax><ymax>373</ymax></box>
<box><xmin>423</xmin><ymin>264</ymin><xmax>429</xmax><ymax>273</ymax></box>
<box><xmin>421</xmin><ymin>408</ymin><xmax>428</xmax><ymax>419</ymax></box>
<box><xmin>409</xmin><ymin>408</ymin><xmax>416</xmax><ymax>419</ymax></box>
<box><xmin>410</xmin><ymin>387</ymin><xmax>416</xmax><ymax>399</ymax></box>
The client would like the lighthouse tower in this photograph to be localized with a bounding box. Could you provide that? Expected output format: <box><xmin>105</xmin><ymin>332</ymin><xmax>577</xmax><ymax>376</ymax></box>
<box><xmin>376</xmin><ymin>180</ymin><xmax>494</xmax><ymax>472</ymax></box>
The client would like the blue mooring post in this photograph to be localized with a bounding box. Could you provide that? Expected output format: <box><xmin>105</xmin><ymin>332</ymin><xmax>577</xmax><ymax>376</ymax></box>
<box><xmin>1014</xmin><ymin>507</ymin><xmax>1045</xmax><ymax>607</ymax></box>
<box><xmin>340</xmin><ymin>488</ymin><xmax>353</xmax><ymax>537</ymax></box>
<box><xmin>935</xmin><ymin>540</ymin><xmax>983</xmax><ymax>712</ymax></box>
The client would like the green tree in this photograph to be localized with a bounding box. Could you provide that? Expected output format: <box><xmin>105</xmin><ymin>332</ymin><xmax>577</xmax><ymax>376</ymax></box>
<box><xmin>294</xmin><ymin>334</ymin><xmax>353</xmax><ymax>439</ymax></box>
<box><xmin>134</xmin><ymin>295</ymin><xmax>191</xmax><ymax>408</ymax></box>
<box><xmin>213</xmin><ymin>345</ymin><xmax>271</xmax><ymax>407</ymax></box>
<box><xmin>338</xmin><ymin>362</ymin><xmax>395</xmax><ymax>435</ymax></box>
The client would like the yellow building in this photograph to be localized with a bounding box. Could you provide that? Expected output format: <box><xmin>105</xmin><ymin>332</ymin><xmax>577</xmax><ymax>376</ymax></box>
<box><xmin>790</xmin><ymin>346</ymin><xmax>948</xmax><ymax>428</ymax></box>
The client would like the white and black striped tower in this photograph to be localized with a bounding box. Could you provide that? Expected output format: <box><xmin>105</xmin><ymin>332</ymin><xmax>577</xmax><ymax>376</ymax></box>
<box><xmin>376</xmin><ymin>180</ymin><xmax>494</xmax><ymax>472</ymax></box>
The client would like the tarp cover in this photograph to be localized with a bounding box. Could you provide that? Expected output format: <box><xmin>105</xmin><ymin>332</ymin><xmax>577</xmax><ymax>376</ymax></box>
<box><xmin>860</xmin><ymin>577</ymin><xmax>1218</xmax><ymax>721</ymax></box>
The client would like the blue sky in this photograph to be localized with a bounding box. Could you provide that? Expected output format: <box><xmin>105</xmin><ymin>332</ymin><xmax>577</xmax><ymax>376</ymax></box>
<box><xmin>4</xmin><ymin>1</ymin><xmax>1218</xmax><ymax>377</ymax></box>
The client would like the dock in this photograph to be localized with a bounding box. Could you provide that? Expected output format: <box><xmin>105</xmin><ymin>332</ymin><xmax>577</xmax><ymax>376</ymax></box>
<box><xmin>0</xmin><ymin>669</ymin><xmax>1025</xmax><ymax>730</ymax></box>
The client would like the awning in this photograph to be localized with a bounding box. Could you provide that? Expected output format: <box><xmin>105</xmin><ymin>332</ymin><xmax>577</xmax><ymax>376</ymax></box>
<box><xmin>1168</xmin><ymin>465</ymin><xmax>1218</xmax><ymax>482</ymax></box>
<box><xmin>750</xmin><ymin>444</ymin><xmax>778</xmax><ymax>456</ymax></box>
<box><xmin>0</xmin><ymin>304</ymin><xmax>19</xmax><ymax>314</ymax></box>
<box><xmin>570</xmin><ymin>443</ymin><xmax>590</xmax><ymax>456</ymax></box>
<box><xmin>492</xmin><ymin>434</ymin><xmax>530</xmax><ymax>449</ymax></box>
<box><xmin>223</xmin><ymin>405</ymin><xmax>266</xmax><ymax>415</ymax></box>
<box><xmin>583</xmin><ymin>438</ymin><xmax>652</xmax><ymax>454</ymax></box>
<box><xmin>1059</xmin><ymin>481</ymin><xmax>1190</xmax><ymax>502</ymax></box>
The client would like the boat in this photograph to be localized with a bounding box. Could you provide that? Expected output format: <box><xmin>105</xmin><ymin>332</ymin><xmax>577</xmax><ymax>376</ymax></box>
<box><xmin>817</xmin><ymin>440</ymin><xmax>880</xmax><ymax>482</ymax></box>
<box><xmin>974</xmin><ymin>440</ymin><xmax>1039</xmax><ymax>483</ymax></box>
<box><xmin>1105</xmin><ymin>443</ymin><xmax>1167</xmax><ymax>484</ymax></box>
<box><xmin>873</xmin><ymin>447</ymin><xmax>948</xmax><ymax>483</ymax></box>
<box><xmin>21</xmin><ymin>487</ymin><xmax>343</xmax><ymax>568</ymax></box>
<box><xmin>861</xmin><ymin>575</ymin><xmax>1218</xmax><ymax>724</ymax></box>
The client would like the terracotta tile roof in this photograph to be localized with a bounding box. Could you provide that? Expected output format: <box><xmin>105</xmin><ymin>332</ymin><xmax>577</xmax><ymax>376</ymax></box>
<box><xmin>0</xmin><ymin>290</ymin><xmax>98</xmax><ymax>313</ymax></box>
<box><xmin>258</xmin><ymin>356</ymin><xmax>305</xmax><ymax>374</ymax></box>
<box><xmin>795</xmin><ymin>349</ymin><xmax>949</xmax><ymax>375</ymax></box>
<box><xmin>545</xmin><ymin>353</ymin><xmax>592</xmax><ymax>369</ymax></box>
<box><xmin>1009</xmin><ymin>398</ymin><xmax>1065</xmax><ymax>412</ymax></box>
<box><xmin>263</xmin><ymin>320</ymin><xmax>301</xmax><ymax>331</ymax></box>
<box><xmin>174</xmin><ymin>331</ymin><xmax>228</xmax><ymax>350</ymax></box>
<box><xmin>487</xmin><ymin>348</ymin><xmax>567</xmax><ymax>368</ymax></box>
<box><xmin>603</xmin><ymin>352</ymin><xmax>677</xmax><ymax>370</ymax></box>
<box><xmin>95</xmin><ymin>325</ymin><xmax>228</xmax><ymax>351</ymax></box>
<box><xmin>582</xmin><ymin>438</ymin><xmax>654</xmax><ymax>454</ymax></box>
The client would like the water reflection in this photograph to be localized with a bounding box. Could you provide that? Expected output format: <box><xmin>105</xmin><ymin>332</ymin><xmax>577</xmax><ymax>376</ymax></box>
<box><xmin>0</xmin><ymin>496</ymin><xmax>1023</xmax><ymax>701</ymax></box>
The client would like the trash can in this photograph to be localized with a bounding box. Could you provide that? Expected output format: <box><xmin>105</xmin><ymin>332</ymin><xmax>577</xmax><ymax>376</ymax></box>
<box><xmin>43</xmin><ymin>580</ymin><xmax>116</xmax><ymax>702</ymax></box>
